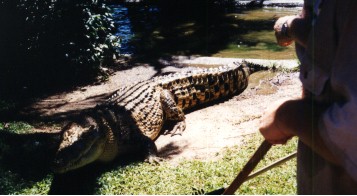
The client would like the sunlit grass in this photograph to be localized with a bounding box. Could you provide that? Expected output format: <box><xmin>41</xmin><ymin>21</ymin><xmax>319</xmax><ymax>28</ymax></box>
<box><xmin>95</xmin><ymin>133</ymin><xmax>297</xmax><ymax>194</ymax></box>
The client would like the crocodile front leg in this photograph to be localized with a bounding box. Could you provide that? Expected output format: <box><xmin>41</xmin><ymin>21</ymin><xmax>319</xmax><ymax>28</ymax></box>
<box><xmin>160</xmin><ymin>89</ymin><xmax>186</xmax><ymax>136</ymax></box>
<box><xmin>139</xmin><ymin>135</ymin><xmax>163</xmax><ymax>164</ymax></box>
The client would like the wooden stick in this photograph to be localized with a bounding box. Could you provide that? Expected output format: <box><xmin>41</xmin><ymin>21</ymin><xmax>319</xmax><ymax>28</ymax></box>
<box><xmin>223</xmin><ymin>140</ymin><xmax>272</xmax><ymax>195</ymax></box>
<box><xmin>245</xmin><ymin>151</ymin><xmax>297</xmax><ymax>181</ymax></box>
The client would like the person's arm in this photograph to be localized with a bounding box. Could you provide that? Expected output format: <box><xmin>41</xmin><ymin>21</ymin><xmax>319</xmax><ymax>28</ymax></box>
<box><xmin>274</xmin><ymin>4</ymin><xmax>313</xmax><ymax>47</ymax></box>
<box><xmin>259</xmin><ymin>99</ymin><xmax>341</xmax><ymax>166</ymax></box>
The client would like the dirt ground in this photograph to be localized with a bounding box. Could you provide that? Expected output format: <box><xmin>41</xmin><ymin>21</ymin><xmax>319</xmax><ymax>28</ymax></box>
<box><xmin>22</xmin><ymin>58</ymin><xmax>302</xmax><ymax>164</ymax></box>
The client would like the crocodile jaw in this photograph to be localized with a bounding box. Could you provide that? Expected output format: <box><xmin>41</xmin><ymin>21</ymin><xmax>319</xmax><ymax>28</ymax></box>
<box><xmin>53</xmin><ymin>123</ymin><xmax>106</xmax><ymax>173</ymax></box>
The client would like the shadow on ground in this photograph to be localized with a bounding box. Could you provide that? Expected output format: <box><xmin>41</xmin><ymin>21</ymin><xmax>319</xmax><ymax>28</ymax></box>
<box><xmin>0</xmin><ymin>127</ymin><xmax>185</xmax><ymax>194</ymax></box>
<box><xmin>49</xmin><ymin>140</ymin><xmax>184</xmax><ymax>194</ymax></box>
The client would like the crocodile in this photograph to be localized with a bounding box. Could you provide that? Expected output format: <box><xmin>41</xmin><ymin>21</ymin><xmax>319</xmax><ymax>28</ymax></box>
<box><xmin>52</xmin><ymin>61</ymin><xmax>266</xmax><ymax>173</ymax></box>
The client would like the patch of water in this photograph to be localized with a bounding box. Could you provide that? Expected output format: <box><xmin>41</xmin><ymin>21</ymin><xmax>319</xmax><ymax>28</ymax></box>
<box><xmin>110</xmin><ymin>4</ymin><xmax>160</xmax><ymax>55</ymax></box>
<box><xmin>110</xmin><ymin>5</ymin><xmax>135</xmax><ymax>55</ymax></box>
<box><xmin>248</xmin><ymin>70</ymin><xmax>278</xmax><ymax>95</ymax></box>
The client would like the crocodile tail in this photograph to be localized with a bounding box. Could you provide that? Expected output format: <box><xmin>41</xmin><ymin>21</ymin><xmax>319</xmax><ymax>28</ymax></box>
<box><xmin>237</xmin><ymin>60</ymin><xmax>269</xmax><ymax>75</ymax></box>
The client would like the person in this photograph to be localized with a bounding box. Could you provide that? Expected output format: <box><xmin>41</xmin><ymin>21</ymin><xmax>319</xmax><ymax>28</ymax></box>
<box><xmin>259</xmin><ymin>0</ymin><xmax>357</xmax><ymax>194</ymax></box>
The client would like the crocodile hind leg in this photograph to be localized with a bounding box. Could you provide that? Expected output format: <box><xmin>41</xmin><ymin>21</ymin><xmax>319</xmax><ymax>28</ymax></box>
<box><xmin>160</xmin><ymin>89</ymin><xmax>186</xmax><ymax>136</ymax></box>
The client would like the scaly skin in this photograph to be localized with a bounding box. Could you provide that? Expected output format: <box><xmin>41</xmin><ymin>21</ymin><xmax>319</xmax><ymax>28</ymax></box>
<box><xmin>53</xmin><ymin>61</ymin><xmax>266</xmax><ymax>173</ymax></box>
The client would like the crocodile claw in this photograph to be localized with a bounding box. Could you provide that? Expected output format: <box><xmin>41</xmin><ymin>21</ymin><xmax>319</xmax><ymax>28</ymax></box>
<box><xmin>170</xmin><ymin>121</ymin><xmax>186</xmax><ymax>137</ymax></box>
<box><xmin>163</xmin><ymin>121</ymin><xmax>186</xmax><ymax>136</ymax></box>
<box><xmin>144</xmin><ymin>155</ymin><xmax>163</xmax><ymax>165</ymax></box>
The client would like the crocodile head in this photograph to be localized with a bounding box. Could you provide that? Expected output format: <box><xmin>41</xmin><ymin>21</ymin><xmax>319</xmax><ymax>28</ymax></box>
<box><xmin>52</xmin><ymin>121</ymin><xmax>106</xmax><ymax>173</ymax></box>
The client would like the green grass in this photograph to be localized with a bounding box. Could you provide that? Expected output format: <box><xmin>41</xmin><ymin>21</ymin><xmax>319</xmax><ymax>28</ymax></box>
<box><xmin>0</xmin><ymin>171</ymin><xmax>53</xmax><ymax>195</ymax></box>
<box><xmin>0</xmin><ymin>130</ymin><xmax>297</xmax><ymax>194</ymax></box>
<box><xmin>95</xmin><ymin>134</ymin><xmax>297</xmax><ymax>195</ymax></box>
<box><xmin>0</xmin><ymin>122</ymin><xmax>57</xmax><ymax>195</ymax></box>
<box><xmin>0</xmin><ymin>122</ymin><xmax>34</xmax><ymax>134</ymax></box>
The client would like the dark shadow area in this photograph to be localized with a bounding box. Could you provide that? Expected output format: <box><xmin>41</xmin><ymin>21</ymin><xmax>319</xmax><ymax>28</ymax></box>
<box><xmin>0</xmin><ymin>83</ymin><xmax>109</xmax><ymax>128</ymax></box>
<box><xmin>31</xmin><ymin>93</ymin><xmax>112</xmax><ymax>121</ymax></box>
<box><xmin>0</xmin><ymin>131</ymin><xmax>60</xmax><ymax>176</ymax></box>
<box><xmin>123</xmin><ymin>0</ymin><xmax>238</xmax><ymax>70</ymax></box>
<box><xmin>0</xmin><ymin>123</ymin><xmax>186</xmax><ymax>195</ymax></box>
<box><xmin>0</xmin><ymin>90</ymin><xmax>114</xmax><ymax>125</ymax></box>
<box><xmin>157</xmin><ymin>141</ymin><xmax>187</xmax><ymax>159</ymax></box>
<box><xmin>0</xmin><ymin>99</ymin><xmax>189</xmax><ymax>194</ymax></box>
<box><xmin>0</xmin><ymin>1</ymin><xmax>117</xmax><ymax>104</ymax></box>
<box><xmin>49</xmin><ymin>162</ymin><xmax>106</xmax><ymax>195</ymax></box>
<box><xmin>0</xmin><ymin>130</ymin><xmax>60</xmax><ymax>194</ymax></box>
<box><xmin>49</xmin><ymin>141</ymin><xmax>184</xmax><ymax>194</ymax></box>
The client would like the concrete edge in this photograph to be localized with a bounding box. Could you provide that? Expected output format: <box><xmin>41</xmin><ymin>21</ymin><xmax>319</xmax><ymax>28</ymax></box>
<box><xmin>168</xmin><ymin>56</ymin><xmax>299</xmax><ymax>70</ymax></box>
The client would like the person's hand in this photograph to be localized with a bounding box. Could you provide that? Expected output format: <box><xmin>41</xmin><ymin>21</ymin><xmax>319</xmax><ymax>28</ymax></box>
<box><xmin>274</xmin><ymin>15</ymin><xmax>297</xmax><ymax>47</ymax></box>
<box><xmin>259</xmin><ymin>100</ymin><xmax>294</xmax><ymax>144</ymax></box>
